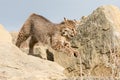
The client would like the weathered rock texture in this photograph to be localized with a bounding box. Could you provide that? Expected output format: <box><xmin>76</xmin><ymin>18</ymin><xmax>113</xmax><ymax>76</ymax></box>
<box><xmin>0</xmin><ymin>26</ymin><xmax>66</xmax><ymax>80</ymax></box>
<box><xmin>69</xmin><ymin>5</ymin><xmax>120</xmax><ymax>77</ymax></box>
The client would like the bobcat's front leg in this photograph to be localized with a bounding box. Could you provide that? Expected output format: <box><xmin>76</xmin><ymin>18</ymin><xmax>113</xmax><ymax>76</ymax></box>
<box><xmin>64</xmin><ymin>43</ymin><xmax>80</xmax><ymax>57</ymax></box>
<box><xmin>51</xmin><ymin>35</ymin><xmax>79</xmax><ymax>57</ymax></box>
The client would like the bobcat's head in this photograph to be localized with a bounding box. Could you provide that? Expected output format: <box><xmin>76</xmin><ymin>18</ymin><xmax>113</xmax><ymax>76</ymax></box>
<box><xmin>61</xmin><ymin>18</ymin><xmax>78</xmax><ymax>39</ymax></box>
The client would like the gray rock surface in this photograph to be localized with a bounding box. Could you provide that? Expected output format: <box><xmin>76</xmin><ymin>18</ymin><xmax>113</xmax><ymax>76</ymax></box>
<box><xmin>70</xmin><ymin>5</ymin><xmax>120</xmax><ymax>77</ymax></box>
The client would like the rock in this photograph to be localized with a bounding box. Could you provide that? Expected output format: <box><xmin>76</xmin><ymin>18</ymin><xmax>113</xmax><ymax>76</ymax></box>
<box><xmin>0</xmin><ymin>27</ymin><xmax>66</xmax><ymax>80</ymax></box>
<box><xmin>69</xmin><ymin>5</ymin><xmax>120</xmax><ymax>77</ymax></box>
<box><xmin>0</xmin><ymin>24</ymin><xmax>12</xmax><ymax>43</ymax></box>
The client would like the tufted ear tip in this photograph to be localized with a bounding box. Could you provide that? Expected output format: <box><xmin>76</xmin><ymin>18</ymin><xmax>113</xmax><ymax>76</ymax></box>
<box><xmin>74</xmin><ymin>19</ymin><xmax>77</xmax><ymax>23</ymax></box>
<box><xmin>64</xmin><ymin>17</ymin><xmax>67</xmax><ymax>22</ymax></box>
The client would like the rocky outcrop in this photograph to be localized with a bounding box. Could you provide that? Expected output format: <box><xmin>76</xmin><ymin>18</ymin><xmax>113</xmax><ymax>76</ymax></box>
<box><xmin>68</xmin><ymin>5</ymin><xmax>120</xmax><ymax>77</ymax></box>
<box><xmin>0</xmin><ymin>26</ymin><xmax>66</xmax><ymax>80</ymax></box>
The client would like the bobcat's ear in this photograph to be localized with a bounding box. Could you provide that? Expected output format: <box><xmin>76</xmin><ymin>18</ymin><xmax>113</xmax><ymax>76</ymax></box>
<box><xmin>64</xmin><ymin>17</ymin><xmax>67</xmax><ymax>22</ymax></box>
<box><xmin>74</xmin><ymin>19</ymin><xmax>77</xmax><ymax>23</ymax></box>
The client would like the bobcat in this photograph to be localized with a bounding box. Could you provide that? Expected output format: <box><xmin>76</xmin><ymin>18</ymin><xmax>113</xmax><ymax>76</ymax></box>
<box><xmin>16</xmin><ymin>13</ymin><xmax>79</xmax><ymax>57</ymax></box>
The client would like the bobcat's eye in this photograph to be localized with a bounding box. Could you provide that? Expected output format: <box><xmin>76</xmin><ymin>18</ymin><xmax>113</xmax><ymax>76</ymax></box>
<box><xmin>63</xmin><ymin>32</ymin><xmax>65</xmax><ymax>35</ymax></box>
<box><xmin>64</xmin><ymin>29</ymin><xmax>68</xmax><ymax>31</ymax></box>
<box><xmin>70</xmin><ymin>34</ymin><xmax>74</xmax><ymax>37</ymax></box>
<box><xmin>72</xmin><ymin>29</ymin><xmax>75</xmax><ymax>31</ymax></box>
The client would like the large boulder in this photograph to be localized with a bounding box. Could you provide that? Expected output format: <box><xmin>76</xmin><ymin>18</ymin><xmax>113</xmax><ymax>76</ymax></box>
<box><xmin>0</xmin><ymin>26</ymin><xmax>66</xmax><ymax>80</ymax></box>
<box><xmin>68</xmin><ymin>5</ymin><xmax>120</xmax><ymax>77</ymax></box>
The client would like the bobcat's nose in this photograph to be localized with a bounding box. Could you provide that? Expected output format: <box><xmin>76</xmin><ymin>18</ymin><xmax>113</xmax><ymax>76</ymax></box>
<box><xmin>63</xmin><ymin>32</ymin><xmax>65</xmax><ymax>35</ymax></box>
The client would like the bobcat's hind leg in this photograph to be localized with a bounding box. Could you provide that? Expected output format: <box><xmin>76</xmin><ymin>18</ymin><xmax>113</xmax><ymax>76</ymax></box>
<box><xmin>29</xmin><ymin>36</ymin><xmax>38</xmax><ymax>55</ymax></box>
<box><xmin>16</xmin><ymin>30</ymin><xmax>30</xmax><ymax>48</ymax></box>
